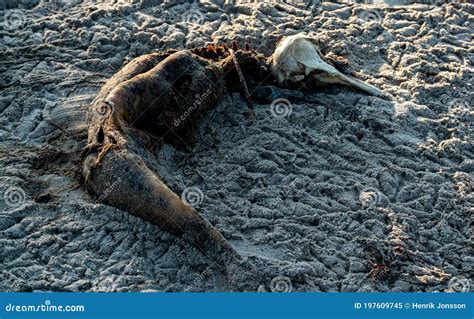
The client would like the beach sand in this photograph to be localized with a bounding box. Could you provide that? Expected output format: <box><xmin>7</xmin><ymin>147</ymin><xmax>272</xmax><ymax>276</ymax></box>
<box><xmin>0</xmin><ymin>0</ymin><xmax>472</xmax><ymax>292</ymax></box>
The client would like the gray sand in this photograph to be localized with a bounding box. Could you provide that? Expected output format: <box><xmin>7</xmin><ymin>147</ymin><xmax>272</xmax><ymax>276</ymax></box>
<box><xmin>0</xmin><ymin>0</ymin><xmax>472</xmax><ymax>292</ymax></box>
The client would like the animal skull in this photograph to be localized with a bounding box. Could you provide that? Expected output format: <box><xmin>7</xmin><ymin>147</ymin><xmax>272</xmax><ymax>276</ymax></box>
<box><xmin>269</xmin><ymin>33</ymin><xmax>384</xmax><ymax>97</ymax></box>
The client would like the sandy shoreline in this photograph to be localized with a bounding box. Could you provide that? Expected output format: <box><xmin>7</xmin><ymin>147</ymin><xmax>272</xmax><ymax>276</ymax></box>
<box><xmin>0</xmin><ymin>1</ymin><xmax>472</xmax><ymax>292</ymax></box>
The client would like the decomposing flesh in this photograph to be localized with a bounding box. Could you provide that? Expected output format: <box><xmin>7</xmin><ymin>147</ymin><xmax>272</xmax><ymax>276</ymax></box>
<box><xmin>82</xmin><ymin>34</ymin><xmax>384</xmax><ymax>289</ymax></box>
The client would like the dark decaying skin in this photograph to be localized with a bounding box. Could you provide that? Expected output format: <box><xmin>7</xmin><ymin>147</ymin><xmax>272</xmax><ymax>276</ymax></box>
<box><xmin>82</xmin><ymin>45</ymin><xmax>270</xmax><ymax>290</ymax></box>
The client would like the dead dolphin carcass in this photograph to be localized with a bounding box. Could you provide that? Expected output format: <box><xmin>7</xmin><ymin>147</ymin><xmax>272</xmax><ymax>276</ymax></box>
<box><xmin>81</xmin><ymin>34</ymin><xmax>384</xmax><ymax>290</ymax></box>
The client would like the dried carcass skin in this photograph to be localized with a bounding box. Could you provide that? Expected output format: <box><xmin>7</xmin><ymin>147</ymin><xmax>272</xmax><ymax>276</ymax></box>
<box><xmin>82</xmin><ymin>50</ymin><xmax>260</xmax><ymax>290</ymax></box>
<box><xmin>82</xmin><ymin>37</ymin><xmax>387</xmax><ymax>291</ymax></box>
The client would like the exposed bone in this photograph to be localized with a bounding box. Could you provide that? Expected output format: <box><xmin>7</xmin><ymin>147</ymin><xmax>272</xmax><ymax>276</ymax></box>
<box><xmin>229</xmin><ymin>48</ymin><xmax>253</xmax><ymax>110</ymax></box>
<box><xmin>83</xmin><ymin>37</ymin><xmax>387</xmax><ymax>291</ymax></box>
<box><xmin>269</xmin><ymin>34</ymin><xmax>384</xmax><ymax>97</ymax></box>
